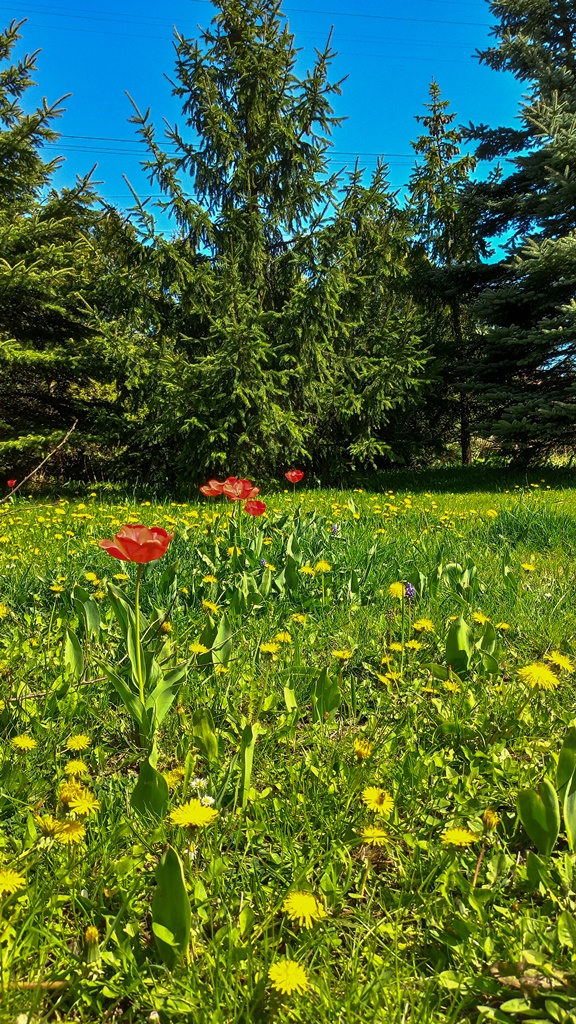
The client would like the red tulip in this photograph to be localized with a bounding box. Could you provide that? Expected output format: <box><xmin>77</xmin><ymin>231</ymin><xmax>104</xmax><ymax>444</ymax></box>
<box><xmin>200</xmin><ymin>479</ymin><xmax>225</xmax><ymax>497</ymax></box>
<box><xmin>99</xmin><ymin>524</ymin><xmax>174</xmax><ymax>564</ymax></box>
<box><xmin>6</xmin><ymin>479</ymin><xmax>16</xmax><ymax>488</ymax></box>
<box><xmin>244</xmin><ymin>499</ymin><xmax>266</xmax><ymax>516</ymax></box>
<box><xmin>285</xmin><ymin>469</ymin><xmax>305</xmax><ymax>484</ymax></box>
<box><xmin>222</xmin><ymin>477</ymin><xmax>260</xmax><ymax>501</ymax></box>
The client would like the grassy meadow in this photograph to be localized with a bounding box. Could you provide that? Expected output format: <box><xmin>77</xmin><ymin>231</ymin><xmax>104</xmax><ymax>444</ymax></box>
<box><xmin>2</xmin><ymin>470</ymin><xmax>576</xmax><ymax>1023</ymax></box>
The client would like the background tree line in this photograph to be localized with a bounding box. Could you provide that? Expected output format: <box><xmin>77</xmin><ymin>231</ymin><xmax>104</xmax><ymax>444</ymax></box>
<box><xmin>1</xmin><ymin>0</ymin><xmax>575</xmax><ymax>486</ymax></box>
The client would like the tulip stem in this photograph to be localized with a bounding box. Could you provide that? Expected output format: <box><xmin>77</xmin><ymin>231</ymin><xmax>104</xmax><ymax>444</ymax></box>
<box><xmin>134</xmin><ymin>564</ymin><xmax>145</xmax><ymax>707</ymax></box>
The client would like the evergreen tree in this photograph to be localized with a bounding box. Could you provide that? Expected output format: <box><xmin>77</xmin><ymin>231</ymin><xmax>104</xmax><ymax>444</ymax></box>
<box><xmin>407</xmin><ymin>80</ymin><xmax>484</xmax><ymax>465</ymax></box>
<box><xmin>462</xmin><ymin>0</ymin><xmax>576</xmax><ymax>462</ymax></box>
<box><xmin>106</xmin><ymin>0</ymin><xmax>429</xmax><ymax>480</ymax></box>
<box><xmin>0</xmin><ymin>19</ymin><xmax>118</xmax><ymax>477</ymax></box>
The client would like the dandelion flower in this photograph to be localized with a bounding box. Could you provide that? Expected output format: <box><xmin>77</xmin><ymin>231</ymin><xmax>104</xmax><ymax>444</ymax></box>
<box><xmin>59</xmin><ymin>781</ymin><xmax>85</xmax><ymax>805</ymax></box>
<box><xmin>362</xmin><ymin>787</ymin><xmax>394</xmax><ymax>816</ymax></box>
<box><xmin>11</xmin><ymin>735</ymin><xmax>37</xmax><ymax>752</ymax></box>
<box><xmin>314</xmin><ymin>560</ymin><xmax>331</xmax><ymax>573</ymax></box>
<box><xmin>268</xmin><ymin>959</ymin><xmax>309</xmax><ymax>996</ymax></box>
<box><xmin>299</xmin><ymin>565</ymin><xmax>315</xmax><ymax>576</ymax></box>
<box><xmin>170</xmin><ymin>799</ymin><xmax>219</xmax><ymax>828</ymax></box>
<box><xmin>546</xmin><ymin>650</ymin><xmax>575</xmax><ymax>673</ymax></box>
<box><xmin>34</xmin><ymin>814</ymin><xmax>62</xmax><ymax>837</ymax></box>
<box><xmin>521</xmin><ymin>562</ymin><xmax>536</xmax><ymax>572</ymax></box>
<box><xmin>496</xmin><ymin>622</ymin><xmax>511</xmax><ymax>630</ymax></box>
<box><xmin>389</xmin><ymin>642</ymin><xmax>403</xmax><ymax>652</ymax></box>
<box><xmin>274</xmin><ymin>631</ymin><xmax>292</xmax><ymax>644</ymax></box>
<box><xmin>202</xmin><ymin>574</ymin><xmax>218</xmax><ymax>584</ymax></box>
<box><xmin>482</xmin><ymin>808</ymin><xmax>501</xmax><ymax>831</ymax></box>
<box><xmin>413</xmin><ymin>618</ymin><xmax>435</xmax><ymax>633</ymax></box>
<box><xmin>282</xmin><ymin>891</ymin><xmax>326</xmax><ymax>929</ymax></box>
<box><xmin>189</xmin><ymin>641</ymin><xmax>209</xmax><ymax>655</ymax></box>
<box><xmin>518</xmin><ymin>662</ymin><xmax>559</xmax><ymax>691</ymax></box>
<box><xmin>291</xmin><ymin>613</ymin><xmax>306</xmax><ymax>624</ymax></box>
<box><xmin>0</xmin><ymin>603</ymin><xmax>9</xmax><ymax>618</ymax></box>
<box><xmin>260</xmin><ymin>641</ymin><xmax>281</xmax><ymax>655</ymax></box>
<box><xmin>405</xmin><ymin>639</ymin><xmax>422</xmax><ymax>651</ymax></box>
<box><xmin>55</xmin><ymin>820</ymin><xmax>86</xmax><ymax>845</ymax></box>
<box><xmin>0</xmin><ymin>868</ymin><xmax>25</xmax><ymax>895</ymax></box>
<box><xmin>202</xmin><ymin>600</ymin><xmax>219</xmax><ymax>615</ymax></box>
<box><xmin>227</xmin><ymin>546</ymin><xmax>242</xmax><ymax>557</ymax></box>
<box><xmin>472</xmin><ymin>612</ymin><xmax>489</xmax><ymax>625</ymax></box>
<box><xmin>113</xmin><ymin>573</ymin><xmax>130</xmax><ymax>581</ymax></box>
<box><xmin>69</xmin><ymin>789</ymin><xmax>101</xmax><ymax>817</ymax></box>
<box><xmin>85</xmin><ymin>925</ymin><xmax>99</xmax><ymax>945</ymax></box>
<box><xmin>442</xmin><ymin>680</ymin><xmax>461</xmax><ymax>693</ymax></box>
<box><xmin>49</xmin><ymin>584</ymin><xmax>65</xmax><ymax>593</ymax></box>
<box><xmin>441</xmin><ymin>827</ymin><xmax>479</xmax><ymax>847</ymax></box>
<box><xmin>486</xmin><ymin>509</ymin><xmax>498</xmax><ymax>518</ymax></box>
<box><xmin>333</xmin><ymin>649</ymin><xmax>353</xmax><ymax>661</ymax></box>
<box><xmin>388</xmin><ymin>582</ymin><xmax>405</xmax><ymax>599</ymax></box>
<box><xmin>66</xmin><ymin>734</ymin><xmax>90</xmax><ymax>752</ymax></box>
<box><xmin>360</xmin><ymin>825</ymin><xmax>388</xmax><ymax>847</ymax></box>
<box><xmin>64</xmin><ymin>760</ymin><xmax>89</xmax><ymax>777</ymax></box>
<box><xmin>354</xmin><ymin>737</ymin><xmax>374</xmax><ymax>760</ymax></box>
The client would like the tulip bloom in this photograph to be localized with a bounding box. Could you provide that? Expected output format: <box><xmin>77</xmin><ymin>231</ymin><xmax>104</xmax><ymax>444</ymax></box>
<box><xmin>222</xmin><ymin>477</ymin><xmax>260</xmax><ymax>501</ymax></box>
<box><xmin>6</xmin><ymin>479</ymin><xmax>16</xmax><ymax>488</ymax></box>
<box><xmin>99</xmin><ymin>524</ymin><xmax>174</xmax><ymax>564</ymax></box>
<box><xmin>285</xmin><ymin>470</ymin><xmax>305</xmax><ymax>484</ymax></box>
<box><xmin>244</xmin><ymin>499</ymin><xmax>266</xmax><ymax>516</ymax></box>
<box><xmin>200</xmin><ymin>479</ymin><xmax>225</xmax><ymax>497</ymax></box>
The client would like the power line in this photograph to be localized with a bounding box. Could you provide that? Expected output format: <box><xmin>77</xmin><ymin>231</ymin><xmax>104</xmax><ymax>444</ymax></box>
<box><xmin>58</xmin><ymin>134</ymin><xmax>421</xmax><ymax>158</ymax></box>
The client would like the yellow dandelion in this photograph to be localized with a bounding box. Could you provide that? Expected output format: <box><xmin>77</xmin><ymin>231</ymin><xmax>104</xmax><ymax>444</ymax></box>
<box><xmin>55</xmin><ymin>820</ymin><xmax>86</xmax><ymax>845</ymax></box>
<box><xmin>202</xmin><ymin>600</ymin><xmax>219</xmax><ymax>614</ymax></box>
<box><xmin>0</xmin><ymin>868</ymin><xmax>25</xmax><ymax>895</ymax></box>
<box><xmin>482</xmin><ymin>808</ymin><xmax>501</xmax><ymax>831</ymax></box>
<box><xmin>333</xmin><ymin>649</ymin><xmax>353</xmax><ymax>661</ymax></box>
<box><xmin>405</xmin><ymin>639</ymin><xmax>422</xmax><ymax>651</ymax></box>
<box><xmin>518</xmin><ymin>661</ymin><xmax>560</xmax><ymax>691</ymax></box>
<box><xmin>66</xmin><ymin>734</ymin><xmax>90</xmax><ymax>752</ymax></box>
<box><xmin>472</xmin><ymin>612</ymin><xmax>489</xmax><ymax>626</ymax></box>
<box><xmin>214</xmin><ymin>665</ymin><xmax>229</xmax><ymax>675</ymax></box>
<box><xmin>84</xmin><ymin>572</ymin><xmax>99</xmax><ymax>582</ymax></box>
<box><xmin>496</xmin><ymin>622</ymin><xmax>511</xmax><ymax>630</ymax></box>
<box><xmin>260</xmin><ymin>641</ymin><xmax>281</xmax><ymax>655</ymax></box>
<box><xmin>49</xmin><ymin>584</ymin><xmax>65</xmax><ymax>593</ymax></box>
<box><xmin>11</xmin><ymin>735</ymin><xmax>37</xmax><ymax>752</ymax></box>
<box><xmin>227</xmin><ymin>546</ymin><xmax>242</xmax><ymax>557</ymax></box>
<box><xmin>34</xmin><ymin>814</ymin><xmax>62</xmax><ymax>837</ymax></box>
<box><xmin>485</xmin><ymin>509</ymin><xmax>498</xmax><ymax>518</ymax></box>
<box><xmin>274</xmin><ymin>631</ymin><xmax>292</xmax><ymax>644</ymax></box>
<box><xmin>59</xmin><ymin>781</ymin><xmax>85</xmax><ymax>805</ymax></box>
<box><xmin>546</xmin><ymin>650</ymin><xmax>575</xmax><ymax>673</ymax></box>
<box><xmin>69</xmin><ymin>789</ymin><xmax>101</xmax><ymax>817</ymax></box>
<box><xmin>521</xmin><ymin>562</ymin><xmax>536</xmax><ymax>572</ymax></box>
<box><xmin>268</xmin><ymin>959</ymin><xmax>309</xmax><ymax>996</ymax></box>
<box><xmin>362</xmin><ymin>787</ymin><xmax>394</xmax><ymax>816</ymax></box>
<box><xmin>291</xmin><ymin>613</ymin><xmax>306</xmax><ymax>624</ymax></box>
<box><xmin>170</xmin><ymin>799</ymin><xmax>219</xmax><ymax>828</ymax></box>
<box><xmin>442</xmin><ymin>680</ymin><xmax>461</xmax><ymax>693</ymax></box>
<box><xmin>441</xmin><ymin>827</ymin><xmax>479</xmax><ymax>847</ymax></box>
<box><xmin>189</xmin><ymin>641</ymin><xmax>209</xmax><ymax>655</ymax></box>
<box><xmin>84</xmin><ymin>925</ymin><xmax>99</xmax><ymax>945</ymax></box>
<box><xmin>314</xmin><ymin>560</ymin><xmax>332</xmax><ymax>573</ymax></box>
<box><xmin>282</xmin><ymin>891</ymin><xmax>326</xmax><ymax>929</ymax></box>
<box><xmin>202</xmin><ymin>574</ymin><xmax>218</xmax><ymax>584</ymax></box>
<box><xmin>360</xmin><ymin>825</ymin><xmax>389</xmax><ymax>847</ymax></box>
<box><xmin>299</xmin><ymin>565</ymin><xmax>315</xmax><ymax>576</ymax></box>
<box><xmin>388</xmin><ymin>582</ymin><xmax>405</xmax><ymax>599</ymax></box>
<box><xmin>389</xmin><ymin>642</ymin><xmax>403</xmax><ymax>652</ymax></box>
<box><xmin>0</xmin><ymin>603</ymin><xmax>9</xmax><ymax>618</ymax></box>
<box><xmin>64</xmin><ymin>760</ymin><xmax>89</xmax><ymax>777</ymax></box>
<box><xmin>353</xmin><ymin>737</ymin><xmax>373</xmax><ymax>760</ymax></box>
<box><xmin>113</xmin><ymin>573</ymin><xmax>130</xmax><ymax>580</ymax></box>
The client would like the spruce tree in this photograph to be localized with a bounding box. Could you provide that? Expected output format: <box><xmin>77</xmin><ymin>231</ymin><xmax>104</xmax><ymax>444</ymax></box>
<box><xmin>462</xmin><ymin>0</ymin><xmax>576</xmax><ymax>461</ymax></box>
<box><xmin>112</xmin><ymin>0</ymin><xmax>429</xmax><ymax>479</ymax></box>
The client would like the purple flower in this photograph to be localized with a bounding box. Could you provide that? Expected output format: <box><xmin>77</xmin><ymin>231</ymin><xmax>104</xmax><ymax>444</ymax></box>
<box><xmin>260</xmin><ymin>558</ymin><xmax>267</xmax><ymax>567</ymax></box>
<box><xmin>331</xmin><ymin>523</ymin><xmax>339</xmax><ymax>535</ymax></box>
<box><xmin>405</xmin><ymin>582</ymin><xmax>416</xmax><ymax>601</ymax></box>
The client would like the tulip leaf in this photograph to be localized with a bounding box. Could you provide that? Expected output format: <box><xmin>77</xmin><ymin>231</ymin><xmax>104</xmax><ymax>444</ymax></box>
<box><xmin>213</xmin><ymin>613</ymin><xmax>232</xmax><ymax>666</ymax></box>
<box><xmin>151</xmin><ymin>846</ymin><xmax>191</xmax><ymax>969</ymax></box>
<box><xmin>240</xmin><ymin>722</ymin><xmax>256</xmax><ymax>808</ymax></box>
<box><xmin>192</xmin><ymin>709</ymin><xmax>219</xmax><ymax>765</ymax></box>
<box><xmin>98</xmin><ymin>661</ymin><xmax>145</xmax><ymax>727</ymax></box>
<box><xmin>557</xmin><ymin>727</ymin><xmax>576</xmax><ymax>797</ymax></box>
<box><xmin>131</xmin><ymin>757</ymin><xmax>169</xmax><ymax>819</ymax></box>
<box><xmin>64</xmin><ymin>628</ymin><xmax>84</xmax><ymax>681</ymax></box>
<box><xmin>445</xmin><ymin>616</ymin><xmax>474</xmax><ymax>674</ymax></box>
<box><xmin>312</xmin><ymin>667</ymin><xmax>339</xmax><ymax>723</ymax></box>
<box><xmin>145</xmin><ymin>662</ymin><xmax>187</xmax><ymax>727</ymax></box>
<box><xmin>517</xmin><ymin>779</ymin><xmax>560</xmax><ymax>856</ymax></box>
<box><xmin>72</xmin><ymin>585</ymin><xmax>100</xmax><ymax>639</ymax></box>
<box><xmin>564</xmin><ymin>769</ymin><xmax>576</xmax><ymax>852</ymax></box>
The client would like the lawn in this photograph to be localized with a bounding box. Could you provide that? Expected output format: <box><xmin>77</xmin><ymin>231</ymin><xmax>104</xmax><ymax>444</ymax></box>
<box><xmin>1</xmin><ymin>469</ymin><xmax>576</xmax><ymax>1023</ymax></box>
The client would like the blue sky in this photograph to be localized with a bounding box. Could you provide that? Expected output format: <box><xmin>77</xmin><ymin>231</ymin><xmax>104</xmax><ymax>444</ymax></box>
<box><xmin>7</xmin><ymin>0</ymin><xmax>523</xmax><ymax>227</ymax></box>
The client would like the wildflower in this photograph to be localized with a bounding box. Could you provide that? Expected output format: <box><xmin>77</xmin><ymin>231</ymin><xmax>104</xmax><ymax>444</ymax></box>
<box><xmin>413</xmin><ymin>618</ymin><xmax>434</xmax><ymax>633</ymax></box>
<box><xmin>200</xmin><ymin>795</ymin><xmax>215</xmax><ymax>806</ymax></box>
<box><xmin>260</xmin><ymin>641</ymin><xmax>281</xmax><ymax>655</ymax></box>
<box><xmin>49</xmin><ymin>584</ymin><xmax>65</xmax><ymax>594</ymax></box>
<box><xmin>274</xmin><ymin>631</ymin><xmax>292</xmax><ymax>644</ymax></box>
<box><xmin>59</xmin><ymin>781</ymin><xmax>85</xmax><ymax>805</ymax></box>
<box><xmin>362</xmin><ymin>787</ymin><xmax>394</xmax><ymax>816</ymax></box>
<box><xmin>521</xmin><ymin>562</ymin><xmax>536</xmax><ymax>571</ymax></box>
<box><xmin>388</xmin><ymin>582</ymin><xmax>405</xmax><ymax>599</ymax></box>
<box><xmin>67</xmin><ymin>734</ymin><xmax>90</xmax><ymax>752</ymax></box>
<box><xmin>299</xmin><ymin>565</ymin><xmax>315</xmax><ymax>576</ymax></box>
<box><xmin>441</xmin><ymin>827</ymin><xmax>479</xmax><ymax>847</ymax></box>
<box><xmin>0</xmin><ymin>603</ymin><xmax>9</xmax><ymax>618</ymax></box>
<box><xmin>170</xmin><ymin>799</ymin><xmax>219</xmax><ymax>828</ymax></box>
<box><xmin>482</xmin><ymin>808</ymin><xmax>501</xmax><ymax>831</ymax></box>
<box><xmin>64</xmin><ymin>760</ymin><xmax>89</xmax><ymax>777</ymax></box>
<box><xmin>518</xmin><ymin>662</ymin><xmax>560</xmax><ymax>691</ymax></box>
<box><xmin>84</xmin><ymin>925</ymin><xmax>99</xmax><ymax>945</ymax></box>
<box><xmin>244</xmin><ymin>500</ymin><xmax>266</xmax><ymax>516</ymax></box>
<box><xmin>546</xmin><ymin>650</ymin><xmax>575</xmax><ymax>673</ymax></box>
<box><xmin>354</xmin><ymin>737</ymin><xmax>374</xmax><ymax>760</ymax></box>
<box><xmin>442</xmin><ymin>680</ymin><xmax>461</xmax><ymax>693</ymax></box>
<box><xmin>69</xmin><ymin>789</ymin><xmax>101</xmax><ymax>817</ymax></box>
<box><xmin>333</xmin><ymin>649</ymin><xmax>353</xmax><ymax>661</ymax></box>
<box><xmin>84</xmin><ymin>572</ymin><xmax>99</xmax><ymax>582</ymax></box>
<box><xmin>285</xmin><ymin>470</ymin><xmax>305</xmax><ymax>484</ymax></box>
<box><xmin>163</xmin><ymin>769</ymin><xmax>184</xmax><ymax>788</ymax></box>
<box><xmin>99</xmin><ymin>524</ymin><xmax>174</xmax><ymax>564</ymax></box>
<box><xmin>331</xmin><ymin>523</ymin><xmax>339</xmax><ymax>535</ymax></box>
<box><xmin>202</xmin><ymin>600</ymin><xmax>219</xmax><ymax>614</ymax></box>
<box><xmin>405</xmin><ymin>582</ymin><xmax>416</xmax><ymax>600</ymax></box>
<box><xmin>315</xmin><ymin>560</ymin><xmax>331</xmax><ymax>573</ymax></box>
<box><xmin>113</xmin><ymin>573</ymin><xmax>130</xmax><ymax>580</ymax></box>
<box><xmin>486</xmin><ymin>509</ymin><xmax>498</xmax><ymax>518</ymax></box>
<box><xmin>405</xmin><ymin>639</ymin><xmax>422</xmax><ymax>651</ymax></box>
<box><xmin>496</xmin><ymin>622</ymin><xmax>511</xmax><ymax>630</ymax></box>
<box><xmin>199</xmin><ymin>479</ymin><xmax>225</xmax><ymax>497</ymax></box>
<box><xmin>291</xmin><ymin>613</ymin><xmax>306</xmax><ymax>624</ymax></box>
<box><xmin>189</xmin><ymin>641</ymin><xmax>209</xmax><ymax>655</ymax></box>
<box><xmin>282</xmin><ymin>891</ymin><xmax>326</xmax><ymax>929</ymax></box>
<box><xmin>222</xmin><ymin>478</ymin><xmax>260</xmax><ymax>502</ymax></box>
<box><xmin>472</xmin><ymin>612</ymin><xmax>489</xmax><ymax>626</ymax></box>
<box><xmin>227</xmin><ymin>546</ymin><xmax>242</xmax><ymax>557</ymax></box>
<box><xmin>214</xmin><ymin>665</ymin><xmax>229</xmax><ymax>675</ymax></box>
<box><xmin>6</xmin><ymin>479</ymin><xmax>16</xmax><ymax>488</ymax></box>
<box><xmin>0</xmin><ymin>868</ymin><xmax>25</xmax><ymax>895</ymax></box>
<box><xmin>389</xmin><ymin>642</ymin><xmax>403</xmax><ymax>652</ymax></box>
<box><xmin>34</xmin><ymin>814</ymin><xmax>62</xmax><ymax>837</ymax></box>
<box><xmin>11</xmin><ymin>735</ymin><xmax>37</xmax><ymax>752</ymax></box>
<box><xmin>268</xmin><ymin>959</ymin><xmax>309</xmax><ymax>996</ymax></box>
<box><xmin>161</xmin><ymin>621</ymin><xmax>173</xmax><ymax>633</ymax></box>
<box><xmin>360</xmin><ymin>825</ymin><xmax>388</xmax><ymax>847</ymax></box>
<box><xmin>202</xmin><ymin>574</ymin><xmax>218</xmax><ymax>584</ymax></box>
<box><xmin>55</xmin><ymin>820</ymin><xmax>86</xmax><ymax>845</ymax></box>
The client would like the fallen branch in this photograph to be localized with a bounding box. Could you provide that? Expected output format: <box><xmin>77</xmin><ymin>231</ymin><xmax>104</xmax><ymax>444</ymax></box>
<box><xmin>0</xmin><ymin>419</ymin><xmax>78</xmax><ymax>504</ymax></box>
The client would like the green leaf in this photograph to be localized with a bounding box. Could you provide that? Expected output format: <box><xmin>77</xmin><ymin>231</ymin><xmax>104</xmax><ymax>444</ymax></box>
<box><xmin>64</xmin><ymin>628</ymin><xmax>84</xmax><ymax>681</ymax></box>
<box><xmin>283</xmin><ymin>685</ymin><xmax>298</xmax><ymax>712</ymax></box>
<box><xmin>98</xmin><ymin>661</ymin><xmax>145</xmax><ymax>728</ymax></box>
<box><xmin>192</xmin><ymin>709</ymin><xmax>219</xmax><ymax>764</ymax></box>
<box><xmin>445</xmin><ymin>616</ymin><xmax>474</xmax><ymax>674</ymax></box>
<box><xmin>213</xmin><ymin>613</ymin><xmax>232</xmax><ymax>666</ymax></box>
<box><xmin>145</xmin><ymin>662</ymin><xmax>187</xmax><ymax>727</ymax></box>
<box><xmin>557</xmin><ymin>727</ymin><xmax>576</xmax><ymax>796</ymax></box>
<box><xmin>517</xmin><ymin>779</ymin><xmax>560</xmax><ymax>856</ymax></box>
<box><xmin>240</xmin><ymin>723</ymin><xmax>256</xmax><ymax>808</ymax></box>
<box><xmin>478</xmin><ymin>621</ymin><xmax>497</xmax><ymax>656</ymax></box>
<box><xmin>312</xmin><ymin>667</ymin><xmax>339</xmax><ymax>723</ymax></box>
<box><xmin>286</xmin><ymin>532</ymin><xmax>303</xmax><ymax>565</ymax></box>
<box><xmin>151</xmin><ymin>846</ymin><xmax>191</xmax><ymax>969</ymax></box>
<box><xmin>131</xmin><ymin>758</ymin><xmax>169</xmax><ymax>819</ymax></box>
<box><xmin>564</xmin><ymin>768</ymin><xmax>576</xmax><ymax>852</ymax></box>
<box><xmin>72</xmin><ymin>585</ymin><xmax>100</xmax><ymax>639</ymax></box>
<box><xmin>557</xmin><ymin>909</ymin><xmax>576</xmax><ymax>948</ymax></box>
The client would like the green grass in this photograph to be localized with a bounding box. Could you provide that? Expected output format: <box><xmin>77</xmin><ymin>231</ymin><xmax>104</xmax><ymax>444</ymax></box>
<box><xmin>1</xmin><ymin>471</ymin><xmax>576</xmax><ymax>1023</ymax></box>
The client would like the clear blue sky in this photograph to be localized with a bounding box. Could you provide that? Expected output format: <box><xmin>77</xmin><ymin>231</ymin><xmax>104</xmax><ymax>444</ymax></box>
<box><xmin>7</xmin><ymin>0</ymin><xmax>523</xmax><ymax>226</ymax></box>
